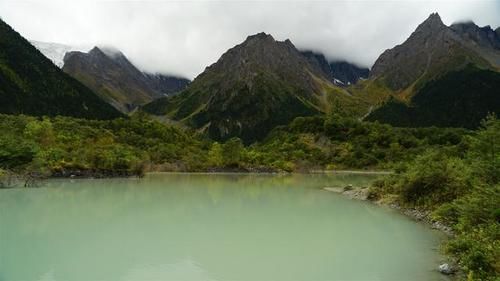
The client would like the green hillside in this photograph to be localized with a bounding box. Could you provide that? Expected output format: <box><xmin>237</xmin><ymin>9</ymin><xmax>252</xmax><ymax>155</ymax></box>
<box><xmin>143</xmin><ymin>33</ymin><xmax>367</xmax><ymax>143</ymax></box>
<box><xmin>367</xmin><ymin>66</ymin><xmax>500</xmax><ymax>128</ymax></box>
<box><xmin>0</xmin><ymin>19</ymin><xmax>122</xmax><ymax>119</ymax></box>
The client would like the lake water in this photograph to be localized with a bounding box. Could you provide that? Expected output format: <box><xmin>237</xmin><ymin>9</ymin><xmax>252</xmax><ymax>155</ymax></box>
<box><xmin>0</xmin><ymin>173</ymin><xmax>449</xmax><ymax>281</ymax></box>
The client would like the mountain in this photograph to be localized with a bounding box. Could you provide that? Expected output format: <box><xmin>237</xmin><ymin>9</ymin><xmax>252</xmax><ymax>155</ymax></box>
<box><xmin>300</xmin><ymin>51</ymin><xmax>369</xmax><ymax>85</ymax></box>
<box><xmin>366</xmin><ymin>65</ymin><xmax>500</xmax><ymax>128</ymax></box>
<box><xmin>30</xmin><ymin>41</ymin><xmax>88</xmax><ymax>68</ymax></box>
<box><xmin>63</xmin><ymin>47</ymin><xmax>190</xmax><ymax>112</ymax></box>
<box><xmin>0</xmin><ymin>19</ymin><xmax>122</xmax><ymax>119</ymax></box>
<box><xmin>450</xmin><ymin>22</ymin><xmax>500</xmax><ymax>50</ymax></box>
<box><xmin>143</xmin><ymin>73</ymin><xmax>191</xmax><ymax>97</ymax></box>
<box><xmin>369</xmin><ymin>13</ymin><xmax>500</xmax><ymax>92</ymax></box>
<box><xmin>330</xmin><ymin>61</ymin><xmax>370</xmax><ymax>85</ymax></box>
<box><xmin>143</xmin><ymin>33</ymin><xmax>365</xmax><ymax>143</ymax></box>
<box><xmin>365</xmin><ymin>13</ymin><xmax>500</xmax><ymax>129</ymax></box>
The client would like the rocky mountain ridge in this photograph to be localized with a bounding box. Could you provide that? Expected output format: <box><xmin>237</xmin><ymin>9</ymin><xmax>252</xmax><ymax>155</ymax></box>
<box><xmin>366</xmin><ymin>13</ymin><xmax>500</xmax><ymax>128</ymax></box>
<box><xmin>0</xmin><ymin>19</ymin><xmax>122</xmax><ymax>119</ymax></box>
<box><xmin>63</xmin><ymin>47</ymin><xmax>189</xmax><ymax>112</ymax></box>
<box><xmin>370</xmin><ymin>13</ymin><xmax>500</xmax><ymax>91</ymax></box>
<box><xmin>143</xmin><ymin>32</ymin><xmax>365</xmax><ymax>142</ymax></box>
<box><xmin>300</xmin><ymin>50</ymin><xmax>369</xmax><ymax>85</ymax></box>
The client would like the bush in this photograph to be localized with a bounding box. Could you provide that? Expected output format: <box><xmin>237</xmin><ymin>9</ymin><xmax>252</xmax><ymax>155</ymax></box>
<box><xmin>386</xmin><ymin>150</ymin><xmax>473</xmax><ymax>207</ymax></box>
<box><xmin>445</xmin><ymin>223</ymin><xmax>500</xmax><ymax>280</ymax></box>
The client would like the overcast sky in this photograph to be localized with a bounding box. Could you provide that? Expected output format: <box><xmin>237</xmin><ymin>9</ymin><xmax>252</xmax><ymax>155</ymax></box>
<box><xmin>1</xmin><ymin>0</ymin><xmax>499</xmax><ymax>79</ymax></box>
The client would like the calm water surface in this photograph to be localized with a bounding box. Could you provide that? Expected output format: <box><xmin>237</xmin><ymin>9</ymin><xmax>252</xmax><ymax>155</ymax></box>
<box><xmin>0</xmin><ymin>173</ymin><xmax>449</xmax><ymax>281</ymax></box>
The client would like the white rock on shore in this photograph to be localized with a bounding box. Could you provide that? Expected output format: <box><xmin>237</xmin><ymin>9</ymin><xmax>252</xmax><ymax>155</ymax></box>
<box><xmin>438</xmin><ymin>263</ymin><xmax>454</xmax><ymax>275</ymax></box>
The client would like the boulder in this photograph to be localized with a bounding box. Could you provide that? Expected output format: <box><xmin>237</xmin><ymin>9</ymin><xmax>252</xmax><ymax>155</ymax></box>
<box><xmin>438</xmin><ymin>263</ymin><xmax>454</xmax><ymax>275</ymax></box>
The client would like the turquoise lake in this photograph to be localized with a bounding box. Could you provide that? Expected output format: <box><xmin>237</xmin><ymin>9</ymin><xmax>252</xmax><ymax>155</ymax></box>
<box><xmin>0</xmin><ymin>173</ymin><xmax>449</xmax><ymax>281</ymax></box>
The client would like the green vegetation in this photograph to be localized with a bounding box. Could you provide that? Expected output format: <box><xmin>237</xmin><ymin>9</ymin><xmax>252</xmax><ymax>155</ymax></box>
<box><xmin>370</xmin><ymin>116</ymin><xmax>500</xmax><ymax>280</ymax></box>
<box><xmin>0</xmin><ymin>111</ymin><xmax>497</xmax><ymax>281</ymax></box>
<box><xmin>2</xmin><ymin>114</ymin><xmax>496</xmax><ymax>281</ymax></box>
<box><xmin>0</xmin><ymin>114</ymin><xmax>209</xmax><ymax>180</ymax></box>
<box><xmin>142</xmin><ymin>33</ymin><xmax>370</xmax><ymax>144</ymax></box>
<box><xmin>0</xmin><ymin>112</ymin><xmax>469</xmax><ymax>177</ymax></box>
<box><xmin>367</xmin><ymin>66</ymin><xmax>500</xmax><ymax>129</ymax></box>
<box><xmin>0</xmin><ymin>19</ymin><xmax>122</xmax><ymax>119</ymax></box>
<box><xmin>248</xmin><ymin>114</ymin><xmax>468</xmax><ymax>171</ymax></box>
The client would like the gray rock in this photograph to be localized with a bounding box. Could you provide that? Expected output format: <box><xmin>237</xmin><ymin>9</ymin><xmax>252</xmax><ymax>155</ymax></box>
<box><xmin>438</xmin><ymin>263</ymin><xmax>454</xmax><ymax>275</ymax></box>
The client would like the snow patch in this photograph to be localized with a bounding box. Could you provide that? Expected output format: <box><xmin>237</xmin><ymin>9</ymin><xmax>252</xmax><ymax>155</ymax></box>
<box><xmin>30</xmin><ymin>40</ymin><xmax>90</xmax><ymax>68</ymax></box>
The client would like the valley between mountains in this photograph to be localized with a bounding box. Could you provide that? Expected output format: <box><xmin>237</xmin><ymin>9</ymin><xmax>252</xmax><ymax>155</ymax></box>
<box><xmin>0</xmin><ymin>12</ymin><xmax>499</xmax><ymax>280</ymax></box>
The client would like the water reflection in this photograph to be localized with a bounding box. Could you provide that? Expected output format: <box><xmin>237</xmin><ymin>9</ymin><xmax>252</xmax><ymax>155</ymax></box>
<box><xmin>0</xmin><ymin>173</ymin><xmax>447</xmax><ymax>281</ymax></box>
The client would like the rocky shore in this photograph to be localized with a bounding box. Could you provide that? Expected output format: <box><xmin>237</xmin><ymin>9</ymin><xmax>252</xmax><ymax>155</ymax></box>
<box><xmin>324</xmin><ymin>184</ymin><xmax>459</xmax><ymax>278</ymax></box>
<box><xmin>50</xmin><ymin>168</ymin><xmax>143</xmax><ymax>179</ymax></box>
<box><xmin>323</xmin><ymin>185</ymin><xmax>454</xmax><ymax>235</ymax></box>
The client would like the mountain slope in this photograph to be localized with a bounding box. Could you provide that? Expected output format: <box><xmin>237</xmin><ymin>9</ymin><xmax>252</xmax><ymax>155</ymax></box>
<box><xmin>366</xmin><ymin>66</ymin><xmax>500</xmax><ymax>128</ymax></box>
<box><xmin>369</xmin><ymin>13</ymin><xmax>498</xmax><ymax>92</ymax></box>
<box><xmin>0</xmin><ymin>19</ymin><xmax>122</xmax><ymax>119</ymax></box>
<box><xmin>300</xmin><ymin>51</ymin><xmax>369</xmax><ymax>85</ymax></box>
<box><xmin>30</xmin><ymin>41</ymin><xmax>88</xmax><ymax>68</ymax></box>
<box><xmin>364</xmin><ymin>13</ymin><xmax>500</xmax><ymax>128</ymax></box>
<box><xmin>330</xmin><ymin>61</ymin><xmax>370</xmax><ymax>85</ymax></box>
<box><xmin>63</xmin><ymin>47</ymin><xmax>189</xmax><ymax>113</ymax></box>
<box><xmin>143</xmin><ymin>73</ymin><xmax>190</xmax><ymax>97</ymax></box>
<box><xmin>144</xmin><ymin>33</ymin><xmax>365</xmax><ymax>142</ymax></box>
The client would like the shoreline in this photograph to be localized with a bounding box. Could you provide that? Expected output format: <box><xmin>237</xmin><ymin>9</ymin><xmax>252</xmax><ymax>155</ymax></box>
<box><xmin>23</xmin><ymin>169</ymin><xmax>395</xmax><ymax>180</ymax></box>
<box><xmin>323</xmin><ymin>186</ymin><xmax>453</xmax><ymax>235</ymax></box>
<box><xmin>323</xmin><ymin>185</ymin><xmax>460</xmax><ymax>279</ymax></box>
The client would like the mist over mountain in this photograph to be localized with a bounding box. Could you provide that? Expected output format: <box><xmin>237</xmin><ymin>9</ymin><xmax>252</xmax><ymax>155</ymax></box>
<box><xmin>30</xmin><ymin>40</ymin><xmax>89</xmax><ymax>68</ymax></box>
<box><xmin>63</xmin><ymin>47</ymin><xmax>190</xmax><ymax>113</ymax></box>
<box><xmin>300</xmin><ymin>50</ymin><xmax>369</xmax><ymax>85</ymax></box>
<box><xmin>143</xmin><ymin>33</ymin><xmax>365</xmax><ymax>142</ymax></box>
<box><xmin>4</xmin><ymin>1</ymin><xmax>499</xmax><ymax>79</ymax></box>
<box><xmin>0</xmin><ymin>19</ymin><xmax>122</xmax><ymax>119</ymax></box>
<box><xmin>1</xmin><ymin>11</ymin><xmax>499</xmax><ymax>134</ymax></box>
<box><xmin>366</xmin><ymin>13</ymin><xmax>500</xmax><ymax>128</ymax></box>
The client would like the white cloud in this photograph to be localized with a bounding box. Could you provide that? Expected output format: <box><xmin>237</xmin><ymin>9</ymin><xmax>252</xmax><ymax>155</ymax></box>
<box><xmin>1</xmin><ymin>0</ymin><xmax>498</xmax><ymax>79</ymax></box>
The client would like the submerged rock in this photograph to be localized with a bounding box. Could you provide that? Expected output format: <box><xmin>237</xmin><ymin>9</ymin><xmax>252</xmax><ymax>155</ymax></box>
<box><xmin>323</xmin><ymin>186</ymin><xmax>370</xmax><ymax>200</ymax></box>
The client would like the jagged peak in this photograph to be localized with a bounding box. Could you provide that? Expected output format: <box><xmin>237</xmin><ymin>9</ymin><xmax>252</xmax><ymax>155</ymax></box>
<box><xmin>416</xmin><ymin>12</ymin><xmax>445</xmax><ymax>31</ymax></box>
<box><xmin>246</xmin><ymin>32</ymin><xmax>274</xmax><ymax>41</ymax></box>
<box><xmin>449</xmin><ymin>20</ymin><xmax>496</xmax><ymax>32</ymax></box>
<box><xmin>88</xmin><ymin>46</ymin><xmax>102</xmax><ymax>53</ymax></box>
<box><xmin>427</xmin><ymin>12</ymin><xmax>442</xmax><ymax>22</ymax></box>
<box><xmin>87</xmin><ymin>46</ymin><xmax>108</xmax><ymax>58</ymax></box>
<box><xmin>243</xmin><ymin>33</ymin><xmax>298</xmax><ymax>50</ymax></box>
<box><xmin>99</xmin><ymin>46</ymin><xmax>125</xmax><ymax>59</ymax></box>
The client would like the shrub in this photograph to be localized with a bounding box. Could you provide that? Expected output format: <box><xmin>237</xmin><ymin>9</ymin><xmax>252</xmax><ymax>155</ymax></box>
<box><xmin>396</xmin><ymin>150</ymin><xmax>473</xmax><ymax>207</ymax></box>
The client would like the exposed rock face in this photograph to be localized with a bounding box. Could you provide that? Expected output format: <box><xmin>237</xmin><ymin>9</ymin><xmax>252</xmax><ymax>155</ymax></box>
<box><xmin>300</xmin><ymin>51</ymin><xmax>334</xmax><ymax>80</ymax></box>
<box><xmin>143</xmin><ymin>73</ymin><xmax>190</xmax><ymax>97</ymax></box>
<box><xmin>144</xmin><ymin>32</ymin><xmax>357</xmax><ymax>143</ymax></box>
<box><xmin>450</xmin><ymin>22</ymin><xmax>500</xmax><ymax>50</ymax></box>
<box><xmin>367</xmin><ymin>13</ymin><xmax>500</xmax><ymax>129</ymax></box>
<box><xmin>329</xmin><ymin>61</ymin><xmax>369</xmax><ymax>85</ymax></box>
<box><xmin>63</xmin><ymin>47</ymin><xmax>189</xmax><ymax>112</ymax></box>
<box><xmin>200</xmin><ymin>33</ymin><xmax>329</xmax><ymax>94</ymax></box>
<box><xmin>370</xmin><ymin>13</ymin><xmax>498</xmax><ymax>91</ymax></box>
<box><xmin>300</xmin><ymin>50</ymin><xmax>369</xmax><ymax>85</ymax></box>
<box><xmin>64</xmin><ymin>47</ymin><xmax>156</xmax><ymax>112</ymax></box>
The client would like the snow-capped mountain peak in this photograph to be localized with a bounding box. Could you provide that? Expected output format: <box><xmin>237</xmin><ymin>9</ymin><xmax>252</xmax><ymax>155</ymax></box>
<box><xmin>30</xmin><ymin>40</ymin><xmax>89</xmax><ymax>68</ymax></box>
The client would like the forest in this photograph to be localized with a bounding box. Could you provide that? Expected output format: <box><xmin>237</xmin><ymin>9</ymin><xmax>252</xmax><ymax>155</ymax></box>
<box><xmin>0</xmin><ymin>113</ymin><xmax>498</xmax><ymax>280</ymax></box>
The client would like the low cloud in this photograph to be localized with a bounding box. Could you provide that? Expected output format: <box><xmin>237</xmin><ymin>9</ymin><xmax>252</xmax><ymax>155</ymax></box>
<box><xmin>1</xmin><ymin>0</ymin><xmax>498</xmax><ymax>79</ymax></box>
